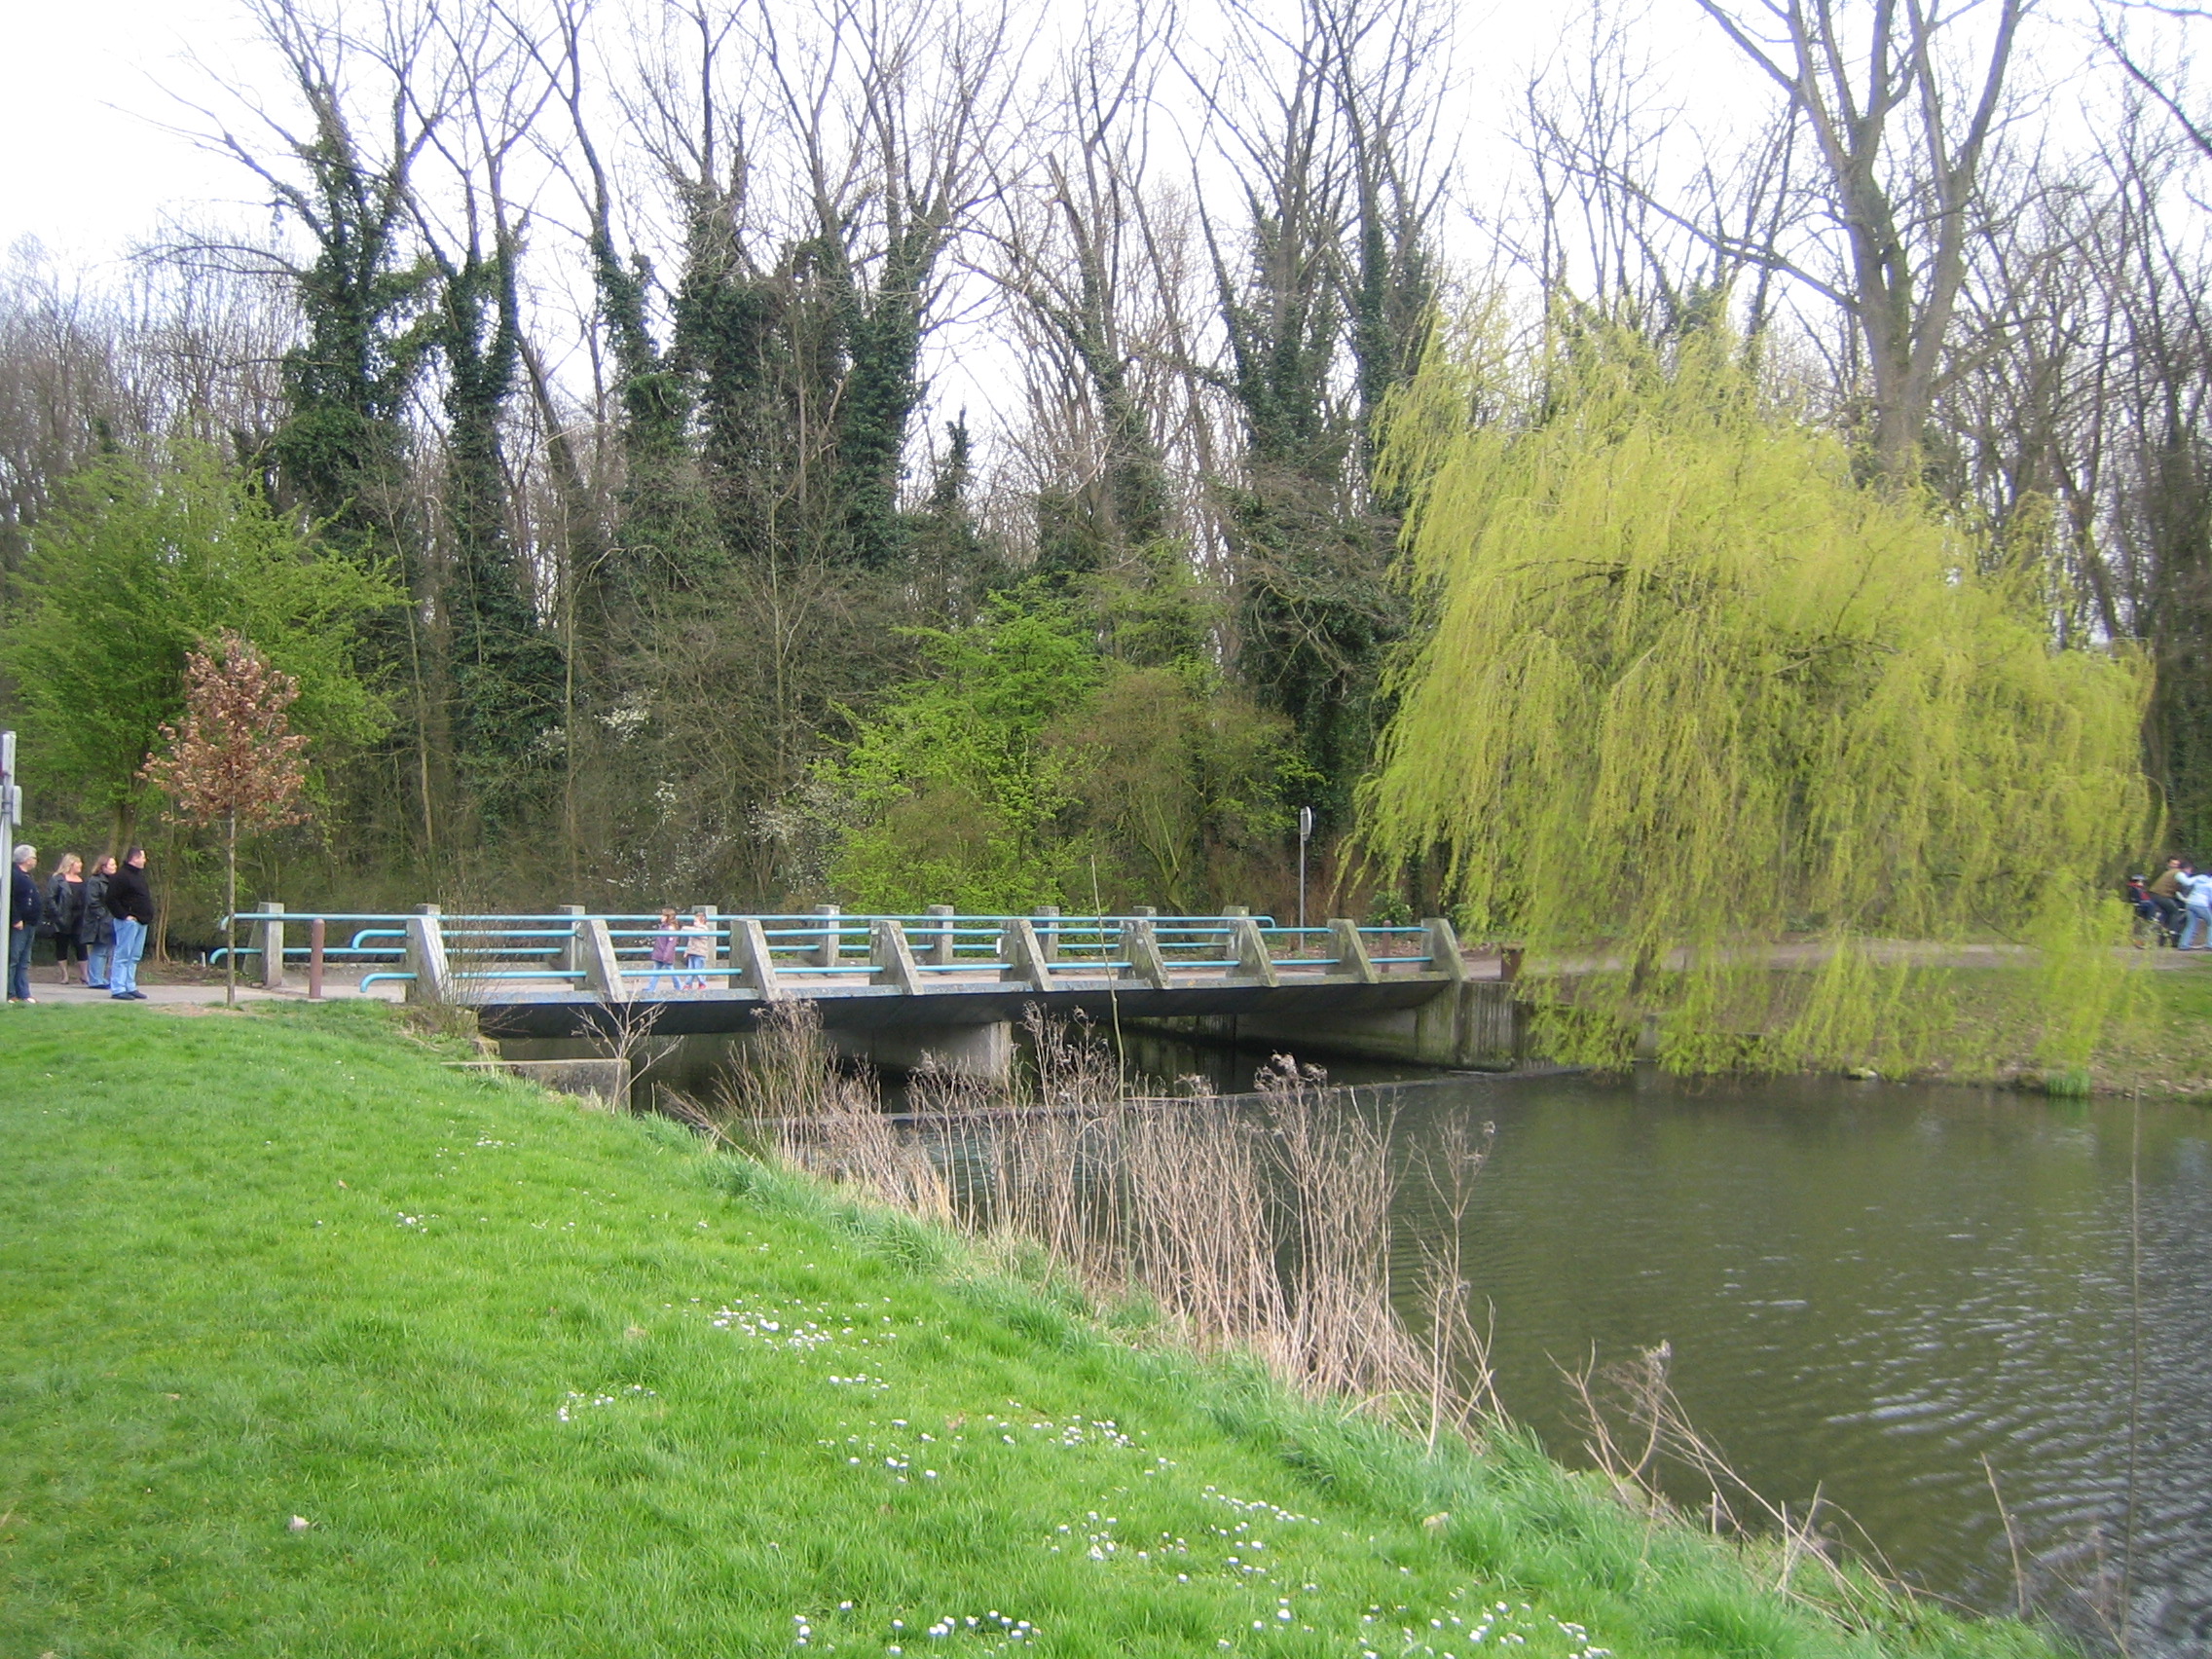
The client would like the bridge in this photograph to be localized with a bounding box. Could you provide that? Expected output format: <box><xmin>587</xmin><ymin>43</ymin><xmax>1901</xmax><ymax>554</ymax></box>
<box><xmin>218</xmin><ymin>905</ymin><xmax>1525</xmax><ymax>1076</ymax></box>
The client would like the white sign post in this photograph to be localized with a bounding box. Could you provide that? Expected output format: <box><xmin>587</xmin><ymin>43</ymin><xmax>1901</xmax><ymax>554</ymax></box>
<box><xmin>0</xmin><ymin>730</ymin><xmax>18</xmax><ymax>967</ymax></box>
<box><xmin>1296</xmin><ymin>804</ymin><xmax>1314</xmax><ymax>934</ymax></box>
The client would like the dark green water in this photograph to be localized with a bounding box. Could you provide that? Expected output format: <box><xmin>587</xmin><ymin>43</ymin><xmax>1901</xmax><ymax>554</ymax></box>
<box><xmin>1366</xmin><ymin>1069</ymin><xmax>2212</xmax><ymax>1652</ymax></box>
<box><xmin>682</xmin><ymin>1025</ymin><xmax>2211</xmax><ymax>1644</ymax></box>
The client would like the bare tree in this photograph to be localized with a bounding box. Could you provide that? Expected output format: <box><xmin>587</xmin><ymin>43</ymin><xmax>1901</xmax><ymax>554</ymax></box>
<box><xmin>1691</xmin><ymin>0</ymin><xmax>2031</xmax><ymax>480</ymax></box>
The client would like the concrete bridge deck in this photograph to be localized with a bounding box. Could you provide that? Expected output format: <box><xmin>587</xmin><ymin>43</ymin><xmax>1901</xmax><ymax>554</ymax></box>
<box><xmin>218</xmin><ymin>906</ymin><xmax>1526</xmax><ymax>1073</ymax></box>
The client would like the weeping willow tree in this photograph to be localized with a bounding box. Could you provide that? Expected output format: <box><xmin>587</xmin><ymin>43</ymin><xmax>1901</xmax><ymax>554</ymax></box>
<box><xmin>1364</xmin><ymin>320</ymin><xmax>2155</xmax><ymax>1074</ymax></box>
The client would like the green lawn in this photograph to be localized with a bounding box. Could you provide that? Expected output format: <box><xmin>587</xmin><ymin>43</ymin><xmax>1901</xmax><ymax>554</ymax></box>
<box><xmin>0</xmin><ymin>1002</ymin><xmax>2050</xmax><ymax>1658</ymax></box>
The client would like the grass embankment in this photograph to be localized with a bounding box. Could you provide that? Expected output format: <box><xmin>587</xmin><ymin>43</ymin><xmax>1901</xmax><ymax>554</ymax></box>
<box><xmin>1913</xmin><ymin>956</ymin><xmax>2212</xmax><ymax>1096</ymax></box>
<box><xmin>2</xmin><ymin>1005</ymin><xmax>2049</xmax><ymax>1658</ymax></box>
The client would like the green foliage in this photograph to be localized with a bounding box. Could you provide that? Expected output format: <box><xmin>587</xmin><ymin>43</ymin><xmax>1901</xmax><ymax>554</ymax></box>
<box><xmin>1060</xmin><ymin>662</ymin><xmax>1310</xmax><ymax>911</ymax></box>
<box><xmin>1367</xmin><ymin>319</ymin><xmax>2154</xmax><ymax>1072</ymax></box>
<box><xmin>1230</xmin><ymin>476</ymin><xmax>1405</xmax><ymax>830</ymax></box>
<box><xmin>824</xmin><ymin>596</ymin><xmax>1105</xmax><ymax>911</ymax></box>
<box><xmin>1</xmin><ymin>444</ymin><xmax>395</xmax><ymax>835</ymax></box>
<box><xmin>820</xmin><ymin>584</ymin><xmax>1309</xmax><ymax>913</ymax></box>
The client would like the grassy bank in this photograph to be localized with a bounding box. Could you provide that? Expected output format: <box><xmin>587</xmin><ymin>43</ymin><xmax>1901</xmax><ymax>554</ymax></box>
<box><xmin>1901</xmin><ymin>957</ymin><xmax>2212</xmax><ymax>1097</ymax></box>
<box><xmin>0</xmin><ymin>1003</ymin><xmax>2050</xmax><ymax>1658</ymax></box>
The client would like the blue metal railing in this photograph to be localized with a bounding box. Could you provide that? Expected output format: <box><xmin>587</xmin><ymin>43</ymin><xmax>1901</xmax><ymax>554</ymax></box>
<box><xmin>217</xmin><ymin>907</ymin><xmax>1454</xmax><ymax>999</ymax></box>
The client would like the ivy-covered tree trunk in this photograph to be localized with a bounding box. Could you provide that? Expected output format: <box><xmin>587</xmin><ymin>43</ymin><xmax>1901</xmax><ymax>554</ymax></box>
<box><xmin>435</xmin><ymin>233</ymin><xmax>562</xmax><ymax>834</ymax></box>
<box><xmin>243</xmin><ymin>52</ymin><xmax>442</xmax><ymax>864</ymax></box>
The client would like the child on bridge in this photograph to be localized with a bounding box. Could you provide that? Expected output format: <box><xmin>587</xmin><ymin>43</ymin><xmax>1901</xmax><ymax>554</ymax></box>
<box><xmin>681</xmin><ymin>913</ymin><xmax>711</xmax><ymax>991</ymax></box>
<box><xmin>645</xmin><ymin>908</ymin><xmax>681</xmax><ymax>996</ymax></box>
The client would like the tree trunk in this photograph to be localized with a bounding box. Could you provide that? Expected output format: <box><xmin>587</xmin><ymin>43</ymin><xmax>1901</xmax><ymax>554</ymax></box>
<box><xmin>225</xmin><ymin>809</ymin><xmax>237</xmax><ymax>1010</ymax></box>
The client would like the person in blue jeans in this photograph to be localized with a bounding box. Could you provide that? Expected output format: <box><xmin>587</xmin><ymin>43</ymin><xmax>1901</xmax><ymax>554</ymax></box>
<box><xmin>8</xmin><ymin>843</ymin><xmax>42</xmax><ymax>1004</ymax></box>
<box><xmin>104</xmin><ymin>846</ymin><xmax>155</xmax><ymax>999</ymax></box>
<box><xmin>2179</xmin><ymin>863</ymin><xmax>2212</xmax><ymax>951</ymax></box>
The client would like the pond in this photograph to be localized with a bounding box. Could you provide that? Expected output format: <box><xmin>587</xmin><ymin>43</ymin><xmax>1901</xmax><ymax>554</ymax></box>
<box><xmin>1338</xmin><ymin>1066</ymin><xmax>2212</xmax><ymax>1654</ymax></box>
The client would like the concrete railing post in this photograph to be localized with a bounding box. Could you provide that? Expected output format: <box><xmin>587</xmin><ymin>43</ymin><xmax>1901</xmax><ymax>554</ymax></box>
<box><xmin>722</xmin><ymin>904</ymin><xmax>746</xmax><ymax>988</ymax></box>
<box><xmin>1327</xmin><ymin>918</ymin><xmax>1378</xmax><ymax>982</ymax></box>
<box><xmin>1032</xmin><ymin>904</ymin><xmax>1060</xmax><ymax>962</ymax></box>
<box><xmin>731</xmin><ymin>918</ymin><xmax>785</xmax><ymax>1000</ymax></box>
<box><xmin>1229</xmin><ymin>916</ymin><xmax>1279</xmax><ymax>987</ymax></box>
<box><xmin>1422</xmin><ymin>917</ymin><xmax>1470</xmax><ymax>982</ymax></box>
<box><xmin>555</xmin><ymin>904</ymin><xmax>585</xmax><ymax>979</ymax></box>
<box><xmin>577</xmin><ymin>918</ymin><xmax>625</xmax><ymax>1002</ymax></box>
<box><xmin>812</xmin><ymin>903</ymin><xmax>842</xmax><ymax>968</ymax></box>
<box><xmin>253</xmin><ymin>901</ymin><xmax>286</xmax><ymax>989</ymax></box>
<box><xmin>998</xmin><ymin>917</ymin><xmax>1053</xmax><ymax>987</ymax></box>
<box><xmin>1117</xmin><ymin>917</ymin><xmax>1172</xmax><ymax>990</ymax></box>
<box><xmin>870</xmin><ymin>918</ymin><xmax>923</xmax><ymax>993</ymax></box>
<box><xmin>924</xmin><ymin>903</ymin><xmax>956</xmax><ymax>967</ymax></box>
<box><xmin>404</xmin><ymin>905</ymin><xmax>448</xmax><ymax>1004</ymax></box>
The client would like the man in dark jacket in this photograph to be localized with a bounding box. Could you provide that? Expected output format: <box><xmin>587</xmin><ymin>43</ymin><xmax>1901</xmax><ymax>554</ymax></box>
<box><xmin>105</xmin><ymin>847</ymin><xmax>154</xmax><ymax>1001</ymax></box>
<box><xmin>8</xmin><ymin>844</ymin><xmax>41</xmax><ymax>1004</ymax></box>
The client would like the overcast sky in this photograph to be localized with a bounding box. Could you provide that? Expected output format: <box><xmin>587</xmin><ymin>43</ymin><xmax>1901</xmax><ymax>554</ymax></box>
<box><xmin>0</xmin><ymin>0</ymin><xmax>1587</xmax><ymax>268</ymax></box>
<box><xmin>0</xmin><ymin>0</ymin><xmax>2150</xmax><ymax>455</ymax></box>
<box><xmin>0</xmin><ymin>0</ymin><xmax>268</xmax><ymax>266</ymax></box>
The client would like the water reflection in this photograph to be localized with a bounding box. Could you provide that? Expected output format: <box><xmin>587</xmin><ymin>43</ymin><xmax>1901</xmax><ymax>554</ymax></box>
<box><xmin>1112</xmin><ymin>1042</ymin><xmax>2212</xmax><ymax>1649</ymax></box>
<box><xmin>1365</xmin><ymin>1068</ymin><xmax>2212</xmax><ymax>1654</ymax></box>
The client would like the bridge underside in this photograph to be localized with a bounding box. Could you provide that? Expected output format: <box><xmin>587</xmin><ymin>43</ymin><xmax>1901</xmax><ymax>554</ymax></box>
<box><xmin>476</xmin><ymin>977</ymin><xmax>1435</xmax><ymax>1040</ymax></box>
<box><xmin>476</xmin><ymin>977</ymin><xmax>1522</xmax><ymax>1076</ymax></box>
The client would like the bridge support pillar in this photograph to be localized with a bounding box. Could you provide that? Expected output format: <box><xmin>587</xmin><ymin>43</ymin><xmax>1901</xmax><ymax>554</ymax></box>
<box><xmin>830</xmin><ymin>1020</ymin><xmax>1014</xmax><ymax>1083</ymax></box>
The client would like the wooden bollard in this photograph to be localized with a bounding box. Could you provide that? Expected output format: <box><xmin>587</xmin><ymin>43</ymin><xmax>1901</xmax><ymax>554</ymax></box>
<box><xmin>308</xmin><ymin>917</ymin><xmax>326</xmax><ymax>1000</ymax></box>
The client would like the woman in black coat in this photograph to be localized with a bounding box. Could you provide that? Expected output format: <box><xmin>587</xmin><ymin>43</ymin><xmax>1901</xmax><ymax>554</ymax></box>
<box><xmin>45</xmin><ymin>854</ymin><xmax>87</xmax><ymax>984</ymax></box>
<box><xmin>82</xmin><ymin>855</ymin><xmax>115</xmax><ymax>989</ymax></box>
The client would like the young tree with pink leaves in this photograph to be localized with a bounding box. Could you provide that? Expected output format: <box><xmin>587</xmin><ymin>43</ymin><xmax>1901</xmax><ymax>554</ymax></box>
<box><xmin>142</xmin><ymin>633</ymin><xmax>311</xmax><ymax>1008</ymax></box>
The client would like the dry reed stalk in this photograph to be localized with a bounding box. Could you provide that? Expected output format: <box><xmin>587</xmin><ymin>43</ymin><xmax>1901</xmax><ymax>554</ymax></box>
<box><xmin>719</xmin><ymin>1002</ymin><xmax>950</xmax><ymax>1219</ymax></box>
<box><xmin>725</xmin><ymin>1005</ymin><xmax>1501</xmax><ymax>1439</ymax></box>
<box><xmin>1562</xmin><ymin>1342</ymin><xmax>1898</xmax><ymax>1618</ymax></box>
<box><xmin>1258</xmin><ymin>1057</ymin><xmax>1425</xmax><ymax>1403</ymax></box>
<box><xmin>1415</xmin><ymin>1115</ymin><xmax>1503</xmax><ymax>1450</ymax></box>
<box><xmin>1124</xmin><ymin>1090</ymin><xmax>1285</xmax><ymax>1357</ymax></box>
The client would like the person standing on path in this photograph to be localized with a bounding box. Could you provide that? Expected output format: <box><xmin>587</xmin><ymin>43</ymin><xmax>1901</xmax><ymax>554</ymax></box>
<box><xmin>45</xmin><ymin>853</ymin><xmax>86</xmax><ymax>984</ymax></box>
<box><xmin>8</xmin><ymin>845</ymin><xmax>42</xmax><ymax>1004</ymax></box>
<box><xmin>82</xmin><ymin>855</ymin><xmax>115</xmax><ymax>989</ymax></box>
<box><xmin>105</xmin><ymin>847</ymin><xmax>154</xmax><ymax>1000</ymax></box>
<box><xmin>2180</xmin><ymin>863</ymin><xmax>2212</xmax><ymax>951</ymax></box>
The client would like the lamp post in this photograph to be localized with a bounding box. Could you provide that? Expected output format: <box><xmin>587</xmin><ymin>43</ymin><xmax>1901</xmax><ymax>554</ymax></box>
<box><xmin>1297</xmin><ymin>804</ymin><xmax>1314</xmax><ymax>934</ymax></box>
<box><xmin>0</xmin><ymin>731</ymin><xmax>18</xmax><ymax>959</ymax></box>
